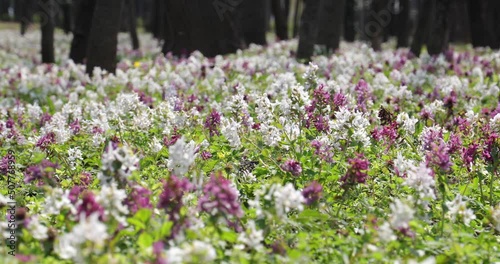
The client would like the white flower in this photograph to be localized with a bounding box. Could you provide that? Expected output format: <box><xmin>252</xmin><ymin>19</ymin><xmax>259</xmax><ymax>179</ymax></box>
<box><xmin>397</xmin><ymin>112</ymin><xmax>418</xmax><ymax>134</ymax></box>
<box><xmin>55</xmin><ymin>233</ymin><xmax>78</xmax><ymax>260</ymax></box>
<box><xmin>165</xmin><ymin>240</ymin><xmax>216</xmax><ymax>264</ymax></box>
<box><xmin>405</xmin><ymin>162</ymin><xmax>436</xmax><ymax>201</ymax></box>
<box><xmin>237</xmin><ymin>220</ymin><xmax>264</xmax><ymax>250</ymax></box>
<box><xmin>100</xmin><ymin>142</ymin><xmax>139</xmax><ymax>183</ymax></box>
<box><xmin>273</xmin><ymin>183</ymin><xmax>305</xmax><ymax>219</ymax></box>
<box><xmin>490</xmin><ymin>113</ymin><xmax>500</xmax><ymax>133</ymax></box>
<box><xmin>378</xmin><ymin>222</ymin><xmax>396</xmax><ymax>242</ymax></box>
<box><xmin>149</xmin><ymin>137</ymin><xmax>163</xmax><ymax>153</ymax></box>
<box><xmin>221</xmin><ymin>118</ymin><xmax>241</xmax><ymax>148</ymax></box>
<box><xmin>42</xmin><ymin>188</ymin><xmax>76</xmax><ymax>215</ymax></box>
<box><xmin>167</xmin><ymin>136</ymin><xmax>197</xmax><ymax>176</ymax></box>
<box><xmin>96</xmin><ymin>182</ymin><xmax>129</xmax><ymax>225</ymax></box>
<box><xmin>389</xmin><ymin>199</ymin><xmax>414</xmax><ymax>230</ymax></box>
<box><xmin>446</xmin><ymin>195</ymin><xmax>476</xmax><ymax>226</ymax></box>
<box><xmin>71</xmin><ymin>213</ymin><xmax>109</xmax><ymax>244</ymax></box>
<box><xmin>492</xmin><ymin>204</ymin><xmax>500</xmax><ymax>231</ymax></box>
<box><xmin>27</xmin><ymin>216</ymin><xmax>48</xmax><ymax>240</ymax></box>
<box><xmin>67</xmin><ymin>147</ymin><xmax>83</xmax><ymax>170</ymax></box>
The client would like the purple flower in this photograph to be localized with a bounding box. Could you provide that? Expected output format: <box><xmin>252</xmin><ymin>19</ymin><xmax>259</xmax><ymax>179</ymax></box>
<box><xmin>462</xmin><ymin>143</ymin><xmax>478</xmax><ymax>170</ymax></box>
<box><xmin>355</xmin><ymin>79</ymin><xmax>370</xmax><ymax>112</ymax></box>
<box><xmin>198</xmin><ymin>172</ymin><xmax>243</xmax><ymax>219</ymax></box>
<box><xmin>447</xmin><ymin>133</ymin><xmax>462</xmax><ymax>154</ymax></box>
<box><xmin>201</xmin><ymin>151</ymin><xmax>212</xmax><ymax>160</ymax></box>
<box><xmin>340</xmin><ymin>153</ymin><xmax>370</xmax><ymax>186</ymax></box>
<box><xmin>40</xmin><ymin>113</ymin><xmax>52</xmax><ymax>126</ymax></box>
<box><xmin>302</xmin><ymin>181</ymin><xmax>323</xmax><ymax>205</ymax></box>
<box><xmin>0</xmin><ymin>155</ymin><xmax>13</xmax><ymax>175</ymax></box>
<box><xmin>69</xmin><ymin>119</ymin><xmax>80</xmax><ymax>134</ymax></box>
<box><xmin>158</xmin><ymin>175</ymin><xmax>193</xmax><ymax>221</ymax></box>
<box><xmin>68</xmin><ymin>186</ymin><xmax>83</xmax><ymax>204</ymax></box>
<box><xmin>281</xmin><ymin>159</ymin><xmax>302</xmax><ymax>177</ymax></box>
<box><xmin>24</xmin><ymin>160</ymin><xmax>58</xmax><ymax>185</ymax></box>
<box><xmin>311</xmin><ymin>140</ymin><xmax>333</xmax><ymax>163</ymax></box>
<box><xmin>205</xmin><ymin>110</ymin><xmax>221</xmax><ymax>137</ymax></box>
<box><xmin>76</xmin><ymin>191</ymin><xmax>105</xmax><ymax>220</ymax></box>
<box><xmin>444</xmin><ymin>91</ymin><xmax>457</xmax><ymax>110</ymax></box>
<box><xmin>333</xmin><ymin>93</ymin><xmax>347</xmax><ymax>109</ymax></box>
<box><xmin>425</xmin><ymin>142</ymin><xmax>452</xmax><ymax>171</ymax></box>
<box><xmin>126</xmin><ymin>185</ymin><xmax>152</xmax><ymax>214</ymax></box>
<box><xmin>36</xmin><ymin>132</ymin><xmax>56</xmax><ymax>150</ymax></box>
<box><xmin>79</xmin><ymin>172</ymin><xmax>93</xmax><ymax>187</ymax></box>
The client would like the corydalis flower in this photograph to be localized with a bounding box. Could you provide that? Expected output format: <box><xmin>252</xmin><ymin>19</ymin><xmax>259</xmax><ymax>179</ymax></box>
<box><xmin>198</xmin><ymin>172</ymin><xmax>243</xmax><ymax>219</ymax></box>
<box><xmin>302</xmin><ymin>181</ymin><xmax>323</xmax><ymax>205</ymax></box>
<box><xmin>36</xmin><ymin>132</ymin><xmax>56</xmax><ymax>150</ymax></box>
<box><xmin>405</xmin><ymin>162</ymin><xmax>436</xmax><ymax>201</ymax></box>
<box><xmin>99</xmin><ymin>142</ymin><xmax>139</xmax><ymax>184</ymax></box>
<box><xmin>446</xmin><ymin>194</ymin><xmax>476</xmax><ymax>226</ymax></box>
<box><xmin>340</xmin><ymin>153</ymin><xmax>370</xmax><ymax>186</ymax></box>
<box><xmin>167</xmin><ymin>136</ymin><xmax>197</xmax><ymax>176</ymax></box>
<box><xmin>204</xmin><ymin>109</ymin><xmax>221</xmax><ymax>137</ymax></box>
<box><xmin>281</xmin><ymin>159</ymin><xmax>302</xmax><ymax>176</ymax></box>
<box><xmin>157</xmin><ymin>175</ymin><xmax>193</xmax><ymax>235</ymax></box>
<box><xmin>24</xmin><ymin>160</ymin><xmax>59</xmax><ymax>185</ymax></box>
<box><xmin>126</xmin><ymin>185</ymin><xmax>152</xmax><ymax>214</ymax></box>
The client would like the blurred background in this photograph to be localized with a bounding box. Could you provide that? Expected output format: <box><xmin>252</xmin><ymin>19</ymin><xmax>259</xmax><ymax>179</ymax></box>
<box><xmin>0</xmin><ymin>0</ymin><xmax>498</xmax><ymax>72</ymax></box>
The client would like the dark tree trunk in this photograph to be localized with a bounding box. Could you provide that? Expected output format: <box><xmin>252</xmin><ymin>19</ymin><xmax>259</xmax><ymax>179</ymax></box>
<box><xmin>16</xmin><ymin>0</ymin><xmax>34</xmax><ymax>35</ymax></box>
<box><xmin>125</xmin><ymin>0</ymin><xmax>140</xmax><ymax>50</ymax></box>
<box><xmin>469</xmin><ymin>0</ymin><xmax>500</xmax><ymax>48</ymax></box>
<box><xmin>0</xmin><ymin>0</ymin><xmax>9</xmax><ymax>20</ymax></box>
<box><xmin>271</xmin><ymin>0</ymin><xmax>288</xmax><ymax>40</ymax></box>
<box><xmin>293</xmin><ymin>0</ymin><xmax>301</xmax><ymax>37</ymax></box>
<box><xmin>396</xmin><ymin>0</ymin><xmax>410</xmax><ymax>48</ymax></box>
<box><xmin>344</xmin><ymin>0</ymin><xmax>355</xmax><ymax>42</ymax></box>
<box><xmin>410</xmin><ymin>0</ymin><xmax>434</xmax><ymax>57</ymax></box>
<box><xmin>449</xmin><ymin>0</ymin><xmax>470</xmax><ymax>44</ymax></box>
<box><xmin>426</xmin><ymin>0</ymin><xmax>450</xmax><ymax>55</ymax></box>
<box><xmin>241</xmin><ymin>0</ymin><xmax>269</xmax><ymax>45</ymax></box>
<box><xmin>61</xmin><ymin>0</ymin><xmax>72</xmax><ymax>34</ymax></box>
<box><xmin>39</xmin><ymin>0</ymin><xmax>55</xmax><ymax>63</ymax></box>
<box><xmin>163</xmin><ymin>0</ymin><xmax>245</xmax><ymax>57</ymax></box>
<box><xmin>86</xmin><ymin>0</ymin><xmax>123</xmax><ymax>75</ymax></box>
<box><xmin>297</xmin><ymin>0</ymin><xmax>320</xmax><ymax>61</ymax></box>
<box><xmin>369</xmin><ymin>0</ymin><xmax>390</xmax><ymax>51</ymax></box>
<box><xmin>317</xmin><ymin>0</ymin><xmax>346</xmax><ymax>53</ymax></box>
<box><xmin>69</xmin><ymin>0</ymin><xmax>96</xmax><ymax>64</ymax></box>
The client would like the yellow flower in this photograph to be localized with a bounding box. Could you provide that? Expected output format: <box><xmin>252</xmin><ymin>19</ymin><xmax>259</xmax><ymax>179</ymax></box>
<box><xmin>134</xmin><ymin>61</ymin><xmax>141</xmax><ymax>68</ymax></box>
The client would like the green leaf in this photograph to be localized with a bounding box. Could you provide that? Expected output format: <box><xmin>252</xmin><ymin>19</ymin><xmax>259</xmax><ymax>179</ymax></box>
<box><xmin>134</xmin><ymin>208</ymin><xmax>152</xmax><ymax>223</ymax></box>
<box><xmin>159</xmin><ymin>221</ymin><xmax>173</xmax><ymax>239</ymax></box>
<box><xmin>137</xmin><ymin>232</ymin><xmax>154</xmax><ymax>250</ymax></box>
<box><xmin>220</xmin><ymin>230</ymin><xmax>237</xmax><ymax>243</ymax></box>
<box><xmin>127</xmin><ymin>218</ymin><xmax>146</xmax><ymax>230</ymax></box>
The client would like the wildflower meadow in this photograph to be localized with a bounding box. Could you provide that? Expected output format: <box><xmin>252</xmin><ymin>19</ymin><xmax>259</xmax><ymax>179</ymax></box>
<box><xmin>1</xmin><ymin>31</ymin><xmax>500</xmax><ymax>263</ymax></box>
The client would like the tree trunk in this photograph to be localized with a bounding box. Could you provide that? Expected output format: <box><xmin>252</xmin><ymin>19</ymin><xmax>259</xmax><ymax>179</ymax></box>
<box><xmin>61</xmin><ymin>0</ymin><xmax>72</xmax><ymax>34</ymax></box>
<box><xmin>16</xmin><ymin>0</ymin><xmax>34</xmax><ymax>35</ymax></box>
<box><xmin>271</xmin><ymin>0</ymin><xmax>288</xmax><ymax>40</ymax></box>
<box><xmin>344</xmin><ymin>0</ymin><xmax>355</xmax><ymax>42</ymax></box>
<box><xmin>39</xmin><ymin>0</ymin><xmax>55</xmax><ymax>63</ymax></box>
<box><xmin>369</xmin><ymin>0</ymin><xmax>390</xmax><ymax>51</ymax></box>
<box><xmin>426</xmin><ymin>0</ymin><xmax>450</xmax><ymax>55</ymax></box>
<box><xmin>125</xmin><ymin>0</ymin><xmax>140</xmax><ymax>50</ymax></box>
<box><xmin>396</xmin><ymin>0</ymin><xmax>410</xmax><ymax>48</ymax></box>
<box><xmin>293</xmin><ymin>0</ymin><xmax>301</xmax><ymax>37</ymax></box>
<box><xmin>317</xmin><ymin>0</ymin><xmax>346</xmax><ymax>53</ymax></box>
<box><xmin>241</xmin><ymin>0</ymin><xmax>268</xmax><ymax>45</ymax></box>
<box><xmin>86</xmin><ymin>0</ymin><xmax>123</xmax><ymax>75</ymax></box>
<box><xmin>410</xmin><ymin>0</ymin><xmax>434</xmax><ymax>57</ymax></box>
<box><xmin>297</xmin><ymin>0</ymin><xmax>320</xmax><ymax>61</ymax></box>
<box><xmin>0</xmin><ymin>0</ymin><xmax>9</xmax><ymax>20</ymax></box>
<box><xmin>69</xmin><ymin>0</ymin><xmax>96</xmax><ymax>64</ymax></box>
<box><xmin>163</xmin><ymin>0</ymin><xmax>245</xmax><ymax>57</ymax></box>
